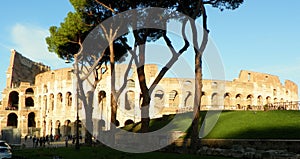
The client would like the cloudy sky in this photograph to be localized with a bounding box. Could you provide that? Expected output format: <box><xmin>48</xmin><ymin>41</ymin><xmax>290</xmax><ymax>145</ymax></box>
<box><xmin>0</xmin><ymin>1</ymin><xmax>300</xmax><ymax>100</ymax></box>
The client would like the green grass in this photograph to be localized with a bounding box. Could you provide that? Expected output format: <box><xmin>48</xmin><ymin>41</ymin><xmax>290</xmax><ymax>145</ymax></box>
<box><xmin>123</xmin><ymin>110</ymin><xmax>300</xmax><ymax>139</ymax></box>
<box><xmin>13</xmin><ymin>146</ymin><xmax>231</xmax><ymax>159</ymax></box>
<box><xmin>204</xmin><ymin>110</ymin><xmax>300</xmax><ymax>139</ymax></box>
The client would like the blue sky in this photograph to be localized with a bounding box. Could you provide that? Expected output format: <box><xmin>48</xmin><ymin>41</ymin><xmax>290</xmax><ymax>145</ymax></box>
<box><xmin>0</xmin><ymin>1</ymin><xmax>300</xmax><ymax>100</ymax></box>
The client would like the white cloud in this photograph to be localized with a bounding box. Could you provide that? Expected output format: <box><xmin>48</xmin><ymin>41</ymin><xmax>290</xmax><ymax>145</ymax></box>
<box><xmin>11</xmin><ymin>23</ymin><xmax>70</xmax><ymax>69</ymax></box>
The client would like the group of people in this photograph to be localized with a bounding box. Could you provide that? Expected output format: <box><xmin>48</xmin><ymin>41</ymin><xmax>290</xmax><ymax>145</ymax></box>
<box><xmin>30</xmin><ymin>135</ymin><xmax>52</xmax><ymax>148</ymax></box>
<box><xmin>24</xmin><ymin>134</ymin><xmax>82</xmax><ymax>148</ymax></box>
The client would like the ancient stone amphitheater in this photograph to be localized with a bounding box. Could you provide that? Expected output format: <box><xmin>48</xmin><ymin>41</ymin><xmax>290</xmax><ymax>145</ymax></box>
<box><xmin>0</xmin><ymin>50</ymin><xmax>298</xmax><ymax>138</ymax></box>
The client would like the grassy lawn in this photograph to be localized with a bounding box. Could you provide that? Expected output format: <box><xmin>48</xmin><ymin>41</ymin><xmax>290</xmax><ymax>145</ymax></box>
<box><xmin>123</xmin><ymin>110</ymin><xmax>300</xmax><ymax>139</ymax></box>
<box><xmin>204</xmin><ymin>110</ymin><xmax>300</xmax><ymax>139</ymax></box>
<box><xmin>13</xmin><ymin>146</ymin><xmax>232</xmax><ymax>159</ymax></box>
<box><xmin>12</xmin><ymin>110</ymin><xmax>300</xmax><ymax>158</ymax></box>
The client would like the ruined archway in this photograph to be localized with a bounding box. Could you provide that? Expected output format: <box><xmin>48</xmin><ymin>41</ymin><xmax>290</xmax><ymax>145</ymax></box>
<box><xmin>25</xmin><ymin>88</ymin><xmax>34</xmax><ymax>94</ymax></box>
<box><xmin>235</xmin><ymin>94</ymin><xmax>243</xmax><ymax>109</ymax></box>
<box><xmin>211</xmin><ymin>93</ymin><xmax>219</xmax><ymax>106</ymax></box>
<box><xmin>25</xmin><ymin>97</ymin><xmax>34</xmax><ymax>107</ymax></box>
<box><xmin>7</xmin><ymin>113</ymin><xmax>18</xmax><ymax>127</ymax></box>
<box><xmin>28</xmin><ymin>112</ymin><xmax>36</xmax><ymax>127</ymax></box>
<box><xmin>125</xmin><ymin>90</ymin><xmax>135</xmax><ymax>110</ymax></box>
<box><xmin>246</xmin><ymin>94</ymin><xmax>253</xmax><ymax>109</ymax></box>
<box><xmin>169</xmin><ymin>90</ymin><xmax>179</xmax><ymax>107</ymax></box>
<box><xmin>184</xmin><ymin>91</ymin><xmax>193</xmax><ymax>107</ymax></box>
<box><xmin>224</xmin><ymin>93</ymin><xmax>231</xmax><ymax>109</ymax></box>
<box><xmin>124</xmin><ymin>119</ymin><xmax>134</xmax><ymax>126</ymax></box>
<box><xmin>8</xmin><ymin>91</ymin><xmax>19</xmax><ymax>110</ymax></box>
<box><xmin>56</xmin><ymin>93</ymin><xmax>63</xmax><ymax>109</ymax></box>
<box><xmin>66</xmin><ymin>92</ymin><xmax>72</xmax><ymax>107</ymax></box>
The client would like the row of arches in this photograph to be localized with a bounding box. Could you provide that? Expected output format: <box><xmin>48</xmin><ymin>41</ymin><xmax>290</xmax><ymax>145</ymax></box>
<box><xmin>38</xmin><ymin>92</ymin><xmax>72</xmax><ymax>111</ymax></box>
<box><xmin>6</xmin><ymin>112</ymin><xmax>36</xmax><ymax>127</ymax></box>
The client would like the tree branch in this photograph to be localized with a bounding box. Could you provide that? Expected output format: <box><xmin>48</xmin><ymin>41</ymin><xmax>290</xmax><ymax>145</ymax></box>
<box><xmin>95</xmin><ymin>0</ymin><xmax>117</xmax><ymax>13</ymax></box>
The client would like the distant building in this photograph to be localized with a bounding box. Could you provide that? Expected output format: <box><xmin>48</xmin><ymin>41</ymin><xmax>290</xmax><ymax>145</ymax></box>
<box><xmin>0</xmin><ymin>50</ymin><xmax>298</xmax><ymax>137</ymax></box>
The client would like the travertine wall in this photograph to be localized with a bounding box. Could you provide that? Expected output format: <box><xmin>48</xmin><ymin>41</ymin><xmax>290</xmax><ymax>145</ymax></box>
<box><xmin>0</xmin><ymin>51</ymin><xmax>298</xmax><ymax>137</ymax></box>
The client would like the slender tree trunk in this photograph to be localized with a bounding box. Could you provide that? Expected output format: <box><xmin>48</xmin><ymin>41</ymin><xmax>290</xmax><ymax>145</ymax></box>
<box><xmin>137</xmin><ymin>65</ymin><xmax>151</xmax><ymax>133</ymax></box>
<box><xmin>190</xmin><ymin>52</ymin><xmax>203</xmax><ymax>150</ymax></box>
<box><xmin>190</xmin><ymin>1</ymin><xmax>209</xmax><ymax>151</ymax></box>
<box><xmin>109</xmin><ymin>42</ymin><xmax>118</xmax><ymax>126</ymax></box>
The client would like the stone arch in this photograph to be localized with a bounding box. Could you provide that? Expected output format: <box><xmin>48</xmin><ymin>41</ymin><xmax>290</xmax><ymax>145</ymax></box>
<box><xmin>235</xmin><ymin>94</ymin><xmax>243</xmax><ymax>109</ymax></box>
<box><xmin>43</xmin><ymin>85</ymin><xmax>48</xmax><ymax>93</ymax></box>
<box><xmin>57</xmin><ymin>93</ymin><xmax>63</xmax><ymax>109</ymax></box>
<box><xmin>201</xmin><ymin>92</ymin><xmax>208</xmax><ymax>106</ymax></box>
<box><xmin>246</xmin><ymin>94</ymin><xmax>254</xmax><ymax>107</ymax></box>
<box><xmin>257</xmin><ymin>95</ymin><xmax>263</xmax><ymax>106</ymax></box>
<box><xmin>98</xmin><ymin>91</ymin><xmax>107</xmax><ymax>119</ymax></box>
<box><xmin>7</xmin><ymin>113</ymin><xmax>18</xmax><ymax>127</ymax></box>
<box><xmin>8</xmin><ymin>91</ymin><xmax>19</xmax><ymax>110</ymax></box>
<box><xmin>55</xmin><ymin>120</ymin><xmax>61</xmax><ymax>136</ymax></box>
<box><xmin>184</xmin><ymin>91</ymin><xmax>193</xmax><ymax>107</ymax></box>
<box><xmin>125</xmin><ymin>90</ymin><xmax>135</xmax><ymax>110</ymax></box>
<box><xmin>43</xmin><ymin>95</ymin><xmax>47</xmax><ymax>110</ymax></box>
<box><xmin>98</xmin><ymin>119</ymin><xmax>106</xmax><ymax>131</ymax></box>
<box><xmin>28</xmin><ymin>112</ymin><xmax>36</xmax><ymax>127</ymax></box>
<box><xmin>273</xmin><ymin>89</ymin><xmax>277</xmax><ymax>96</ymax></box>
<box><xmin>211</xmin><ymin>81</ymin><xmax>218</xmax><ymax>89</ymax></box>
<box><xmin>224</xmin><ymin>92</ymin><xmax>231</xmax><ymax>108</ymax></box>
<box><xmin>211</xmin><ymin>93</ymin><xmax>219</xmax><ymax>106</ymax></box>
<box><xmin>154</xmin><ymin>90</ymin><xmax>164</xmax><ymax>108</ymax></box>
<box><xmin>66</xmin><ymin>92</ymin><xmax>72</xmax><ymax>107</ymax></box>
<box><xmin>183</xmin><ymin>80</ymin><xmax>192</xmax><ymax>87</ymax></box>
<box><xmin>50</xmin><ymin>93</ymin><xmax>54</xmax><ymax>111</ymax></box>
<box><xmin>124</xmin><ymin>119</ymin><xmax>134</xmax><ymax>126</ymax></box>
<box><xmin>169</xmin><ymin>90</ymin><xmax>179</xmax><ymax>107</ymax></box>
<box><xmin>266</xmin><ymin>96</ymin><xmax>271</xmax><ymax>104</ymax></box>
<box><xmin>62</xmin><ymin>120</ymin><xmax>71</xmax><ymax>137</ymax></box>
<box><xmin>25</xmin><ymin>88</ymin><xmax>34</xmax><ymax>94</ymax></box>
<box><xmin>115</xmin><ymin>120</ymin><xmax>120</xmax><ymax>127</ymax></box>
<box><xmin>25</xmin><ymin>97</ymin><xmax>34</xmax><ymax>107</ymax></box>
<box><xmin>127</xmin><ymin>79</ymin><xmax>135</xmax><ymax>88</ymax></box>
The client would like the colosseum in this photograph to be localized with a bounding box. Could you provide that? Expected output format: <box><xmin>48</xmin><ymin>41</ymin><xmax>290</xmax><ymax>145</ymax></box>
<box><xmin>0</xmin><ymin>49</ymin><xmax>299</xmax><ymax>139</ymax></box>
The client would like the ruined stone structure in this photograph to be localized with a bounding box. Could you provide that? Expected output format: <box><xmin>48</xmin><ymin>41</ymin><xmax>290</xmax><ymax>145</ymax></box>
<box><xmin>0</xmin><ymin>50</ymin><xmax>298</xmax><ymax>138</ymax></box>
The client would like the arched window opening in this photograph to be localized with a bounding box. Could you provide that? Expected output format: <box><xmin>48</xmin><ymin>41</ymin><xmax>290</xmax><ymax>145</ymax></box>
<box><xmin>154</xmin><ymin>90</ymin><xmax>164</xmax><ymax>108</ymax></box>
<box><xmin>50</xmin><ymin>94</ymin><xmax>54</xmax><ymax>110</ymax></box>
<box><xmin>25</xmin><ymin>97</ymin><xmax>34</xmax><ymax>107</ymax></box>
<box><xmin>98</xmin><ymin>119</ymin><xmax>106</xmax><ymax>131</ymax></box>
<box><xmin>125</xmin><ymin>91</ymin><xmax>135</xmax><ymax>110</ymax></box>
<box><xmin>257</xmin><ymin>95</ymin><xmax>263</xmax><ymax>106</ymax></box>
<box><xmin>28</xmin><ymin>112</ymin><xmax>36</xmax><ymax>127</ymax></box>
<box><xmin>7</xmin><ymin>91</ymin><xmax>19</xmax><ymax>110</ymax></box>
<box><xmin>25</xmin><ymin>88</ymin><xmax>34</xmax><ymax>94</ymax></box>
<box><xmin>43</xmin><ymin>85</ymin><xmax>48</xmax><ymax>93</ymax></box>
<box><xmin>211</xmin><ymin>93</ymin><xmax>219</xmax><ymax>106</ymax></box>
<box><xmin>7</xmin><ymin>113</ymin><xmax>18</xmax><ymax>127</ymax></box>
<box><xmin>266</xmin><ymin>96</ymin><xmax>271</xmax><ymax>104</ymax></box>
<box><xmin>235</xmin><ymin>94</ymin><xmax>242</xmax><ymax>109</ymax></box>
<box><xmin>57</xmin><ymin>93</ymin><xmax>63</xmax><ymax>109</ymax></box>
<box><xmin>127</xmin><ymin>79</ymin><xmax>135</xmax><ymax>88</ymax></box>
<box><xmin>66</xmin><ymin>92</ymin><xmax>72</xmax><ymax>107</ymax></box>
<box><xmin>224</xmin><ymin>93</ymin><xmax>231</xmax><ymax>108</ymax></box>
<box><xmin>184</xmin><ymin>91</ymin><xmax>193</xmax><ymax>107</ymax></box>
<box><xmin>169</xmin><ymin>90</ymin><xmax>179</xmax><ymax>107</ymax></box>
<box><xmin>124</xmin><ymin>119</ymin><xmax>134</xmax><ymax>126</ymax></box>
<box><xmin>43</xmin><ymin>95</ymin><xmax>47</xmax><ymax>110</ymax></box>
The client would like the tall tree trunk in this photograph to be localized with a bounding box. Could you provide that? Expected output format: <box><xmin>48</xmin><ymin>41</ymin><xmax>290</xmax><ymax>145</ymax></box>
<box><xmin>190</xmin><ymin>52</ymin><xmax>203</xmax><ymax>150</ymax></box>
<box><xmin>109</xmin><ymin>38</ymin><xmax>118</xmax><ymax>126</ymax></box>
<box><xmin>190</xmin><ymin>1</ymin><xmax>209</xmax><ymax>151</ymax></box>
<box><xmin>137</xmin><ymin>65</ymin><xmax>151</xmax><ymax>133</ymax></box>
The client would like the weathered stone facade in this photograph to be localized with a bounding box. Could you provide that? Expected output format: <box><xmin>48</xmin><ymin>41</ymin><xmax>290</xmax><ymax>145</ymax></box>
<box><xmin>0</xmin><ymin>50</ymin><xmax>298</xmax><ymax>138</ymax></box>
